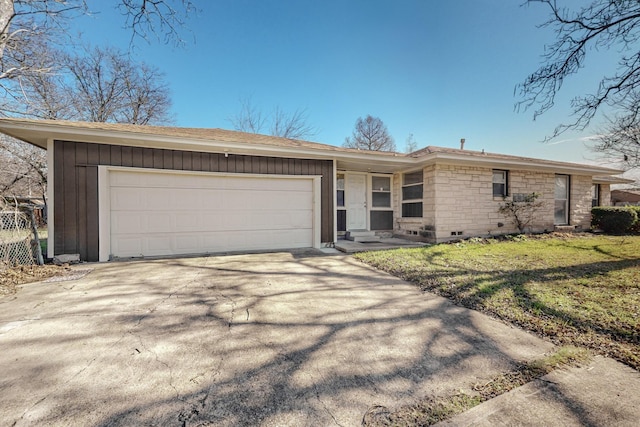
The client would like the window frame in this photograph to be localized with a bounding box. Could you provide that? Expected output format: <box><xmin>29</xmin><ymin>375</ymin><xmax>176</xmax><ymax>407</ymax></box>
<box><xmin>370</xmin><ymin>174</ymin><xmax>392</xmax><ymax>210</ymax></box>
<box><xmin>554</xmin><ymin>174</ymin><xmax>570</xmax><ymax>225</ymax></box>
<box><xmin>336</xmin><ymin>173</ymin><xmax>345</xmax><ymax>208</ymax></box>
<box><xmin>492</xmin><ymin>169</ymin><xmax>509</xmax><ymax>198</ymax></box>
<box><xmin>591</xmin><ymin>184</ymin><xmax>600</xmax><ymax>208</ymax></box>
<box><xmin>402</xmin><ymin>170</ymin><xmax>423</xmax><ymax>218</ymax></box>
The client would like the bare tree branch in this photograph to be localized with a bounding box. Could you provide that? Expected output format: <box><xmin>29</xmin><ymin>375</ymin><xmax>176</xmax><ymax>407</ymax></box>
<box><xmin>594</xmin><ymin>92</ymin><xmax>640</xmax><ymax>169</ymax></box>
<box><xmin>0</xmin><ymin>43</ymin><xmax>172</xmax><ymax>196</ymax></box>
<box><xmin>269</xmin><ymin>106</ymin><xmax>316</xmax><ymax>140</ymax></box>
<box><xmin>0</xmin><ymin>0</ymin><xmax>194</xmax><ymax>89</ymax></box>
<box><xmin>517</xmin><ymin>0</ymin><xmax>640</xmax><ymax>141</ymax></box>
<box><xmin>343</xmin><ymin>115</ymin><xmax>396</xmax><ymax>152</ymax></box>
<box><xmin>228</xmin><ymin>96</ymin><xmax>266</xmax><ymax>134</ymax></box>
<box><xmin>118</xmin><ymin>0</ymin><xmax>195</xmax><ymax>47</ymax></box>
<box><xmin>0</xmin><ymin>134</ymin><xmax>46</xmax><ymax>196</ymax></box>
<box><xmin>229</xmin><ymin>97</ymin><xmax>317</xmax><ymax>140</ymax></box>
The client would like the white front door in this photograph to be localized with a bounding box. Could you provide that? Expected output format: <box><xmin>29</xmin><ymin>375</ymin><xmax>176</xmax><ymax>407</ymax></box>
<box><xmin>346</xmin><ymin>173</ymin><xmax>367</xmax><ymax>230</ymax></box>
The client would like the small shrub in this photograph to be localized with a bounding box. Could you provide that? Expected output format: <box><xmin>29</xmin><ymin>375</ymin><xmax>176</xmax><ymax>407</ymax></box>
<box><xmin>629</xmin><ymin>206</ymin><xmax>640</xmax><ymax>234</ymax></box>
<box><xmin>591</xmin><ymin>207</ymin><xmax>638</xmax><ymax>234</ymax></box>
<box><xmin>498</xmin><ymin>192</ymin><xmax>544</xmax><ymax>233</ymax></box>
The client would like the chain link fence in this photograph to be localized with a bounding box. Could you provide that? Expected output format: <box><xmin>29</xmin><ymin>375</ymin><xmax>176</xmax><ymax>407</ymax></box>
<box><xmin>0</xmin><ymin>200</ymin><xmax>38</xmax><ymax>270</ymax></box>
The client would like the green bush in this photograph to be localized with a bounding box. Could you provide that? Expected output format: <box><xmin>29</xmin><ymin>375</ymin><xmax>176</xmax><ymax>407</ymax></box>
<box><xmin>591</xmin><ymin>207</ymin><xmax>639</xmax><ymax>234</ymax></box>
<box><xmin>629</xmin><ymin>206</ymin><xmax>640</xmax><ymax>233</ymax></box>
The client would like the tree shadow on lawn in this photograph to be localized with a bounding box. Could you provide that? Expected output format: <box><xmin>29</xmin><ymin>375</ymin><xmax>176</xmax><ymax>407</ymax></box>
<box><xmin>406</xmin><ymin>257</ymin><xmax>640</xmax><ymax>369</ymax></box>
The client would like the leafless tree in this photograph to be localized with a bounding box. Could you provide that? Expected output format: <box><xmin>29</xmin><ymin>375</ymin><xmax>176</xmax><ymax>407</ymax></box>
<box><xmin>64</xmin><ymin>45</ymin><xmax>172</xmax><ymax>124</ymax></box>
<box><xmin>343</xmin><ymin>115</ymin><xmax>396</xmax><ymax>151</ymax></box>
<box><xmin>3</xmin><ymin>44</ymin><xmax>172</xmax><ymax>124</ymax></box>
<box><xmin>0</xmin><ymin>134</ymin><xmax>46</xmax><ymax>197</ymax></box>
<box><xmin>118</xmin><ymin>0</ymin><xmax>195</xmax><ymax>46</ymax></box>
<box><xmin>517</xmin><ymin>0</ymin><xmax>640</xmax><ymax>146</ymax></box>
<box><xmin>229</xmin><ymin>96</ymin><xmax>266</xmax><ymax>135</ymax></box>
<box><xmin>595</xmin><ymin>107</ymin><xmax>640</xmax><ymax>170</ymax></box>
<box><xmin>0</xmin><ymin>0</ymin><xmax>188</xmax><ymax>197</ymax></box>
<box><xmin>0</xmin><ymin>0</ymin><xmax>193</xmax><ymax>90</ymax></box>
<box><xmin>0</xmin><ymin>45</ymin><xmax>172</xmax><ymax>196</ymax></box>
<box><xmin>405</xmin><ymin>133</ymin><xmax>418</xmax><ymax>153</ymax></box>
<box><xmin>269</xmin><ymin>106</ymin><xmax>316</xmax><ymax>139</ymax></box>
<box><xmin>229</xmin><ymin>97</ymin><xmax>317</xmax><ymax>140</ymax></box>
<box><xmin>0</xmin><ymin>38</ymin><xmax>74</xmax><ymax>119</ymax></box>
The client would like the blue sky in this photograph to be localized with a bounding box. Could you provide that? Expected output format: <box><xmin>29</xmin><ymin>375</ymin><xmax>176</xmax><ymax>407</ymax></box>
<box><xmin>73</xmin><ymin>0</ymin><xmax>618</xmax><ymax>165</ymax></box>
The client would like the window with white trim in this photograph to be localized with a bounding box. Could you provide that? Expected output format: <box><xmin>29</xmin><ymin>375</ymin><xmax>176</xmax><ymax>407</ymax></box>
<box><xmin>371</xmin><ymin>175</ymin><xmax>391</xmax><ymax>208</ymax></box>
<box><xmin>492</xmin><ymin>170</ymin><xmax>508</xmax><ymax>197</ymax></box>
<box><xmin>402</xmin><ymin>170</ymin><xmax>423</xmax><ymax>217</ymax></box>
<box><xmin>370</xmin><ymin>175</ymin><xmax>393</xmax><ymax>230</ymax></box>
<box><xmin>555</xmin><ymin>174</ymin><xmax>570</xmax><ymax>225</ymax></box>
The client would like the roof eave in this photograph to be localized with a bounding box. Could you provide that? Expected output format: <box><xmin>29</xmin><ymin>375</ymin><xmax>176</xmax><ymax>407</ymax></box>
<box><xmin>425</xmin><ymin>152</ymin><xmax>624</xmax><ymax>175</ymax></box>
<box><xmin>0</xmin><ymin>119</ymin><xmax>417</xmax><ymax>170</ymax></box>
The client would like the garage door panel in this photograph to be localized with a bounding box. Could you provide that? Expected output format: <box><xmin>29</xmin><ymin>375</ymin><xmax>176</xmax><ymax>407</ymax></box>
<box><xmin>111</xmin><ymin>188</ymin><xmax>143</xmax><ymax>210</ymax></box>
<box><xmin>111</xmin><ymin>212</ymin><xmax>144</xmax><ymax>234</ymax></box>
<box><xmin>175</xmin><ymin>234</ymin><xmax>201</xmax><ymax>252</ymax></box>
<box><xmin>171</xmin><ymin>190</ymin><xmax>203</xmax><ymax>208</ymax></box>
<box><xmin>147</xmin><ymin>213</ymin><xmax>173</xmax><ymax>232</ymax></box>
<box><xmin>109</xmin><ymin>171</ymin><xmax>316</xmax><ymax>258</ymax></box>
<box><xmin>249</xmin><ymin>190</ymin><xmax>311</xmax><ymax>209</ymax></box>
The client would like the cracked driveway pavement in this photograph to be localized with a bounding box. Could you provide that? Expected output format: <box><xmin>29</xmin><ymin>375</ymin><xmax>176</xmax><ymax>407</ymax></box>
<box><xmin>0</xmin><ymin>252</ymin><xmax>554</xmax><ymax>426</ymax></box>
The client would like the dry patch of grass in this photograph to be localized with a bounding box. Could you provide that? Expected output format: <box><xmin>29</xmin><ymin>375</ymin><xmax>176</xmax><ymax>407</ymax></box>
<box><xmin>363</xmin><ymin>346</ymin><xmax>591</xmax><ymax>426</ymax></box>
<box><xmin>0</xmin><ymin>264</ymin><xmax>69</xmax><ymax>296</ymax></box>
<box><xmin>355</xmin><ymin>234</ymin><xmax>640</xmax><ymax>370</ymax></box>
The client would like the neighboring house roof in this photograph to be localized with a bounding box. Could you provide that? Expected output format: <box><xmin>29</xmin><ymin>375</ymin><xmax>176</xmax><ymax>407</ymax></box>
<box><xmin>611</xmin><ymin>189</ymin><xmax>640</xmax><ymax>203</ymax></box>
<box><xmin>0</xmin><ymin>117</ymin><xmax>627</xmax><ymax>177</ymax></box>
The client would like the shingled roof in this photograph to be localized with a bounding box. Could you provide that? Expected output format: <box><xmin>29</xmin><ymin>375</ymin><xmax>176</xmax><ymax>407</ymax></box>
<box><xmin>0</xmin><ymin>117</ymin><xmax>628</xmax><ymax>177</ymax></box>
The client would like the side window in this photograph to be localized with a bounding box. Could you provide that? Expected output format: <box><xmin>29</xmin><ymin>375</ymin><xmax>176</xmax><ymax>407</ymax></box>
<box><xmin>402</xmin><ymin>170</ymin><xmax>423</xmax><ymax>217</ymax></box>
<box><xmin>337</xmin><ymin>174</ymin><xmax>345</xmax><ymax>207</ymax></box>
<box><xmin>555</xmin><ymin>174</ymin><xmax>570</xmax><ymax>225</ymax></box>
<box><xmin>592</xmin><ymin>184</ymin><xmax>600</xmax><ymax>207</ymax></box>
<box><xmin>492</xmin><ymin>170</ymin><xmax>508</xmax><ymax>197</ymax></box>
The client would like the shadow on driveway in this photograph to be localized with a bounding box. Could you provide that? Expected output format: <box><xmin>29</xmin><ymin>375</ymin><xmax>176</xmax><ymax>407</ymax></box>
<box><xmin>1</xmin><ymin>252</ymin><xmax>557</xmax><ymax>426</ymax></box>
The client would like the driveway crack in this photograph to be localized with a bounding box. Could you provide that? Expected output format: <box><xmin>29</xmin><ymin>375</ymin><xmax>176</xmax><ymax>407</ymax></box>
<box><xmin>315</xmin><ymin>387</ymin><xmax>345</xmax><ymax>427</ymax></box>
<box><xmin>13</xmin><ymin>356</ymin><xmax>97</xmax><ymax>425</ymax></box>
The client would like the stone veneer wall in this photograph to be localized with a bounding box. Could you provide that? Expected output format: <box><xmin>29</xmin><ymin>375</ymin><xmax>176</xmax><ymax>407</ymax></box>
<box><xmin>569</xmin><ymin>174</ymin><xmax>596</xmax><ymax>229</ymax></box>
<box><xmin>600</xmin><ymin>184</ymin><xmax>612</xmax><ymax>206</ymax></box>
<box><xmin>393</xmin><ymin>163</ymin><xmax>600</xmax><ymax>242</ymax></box>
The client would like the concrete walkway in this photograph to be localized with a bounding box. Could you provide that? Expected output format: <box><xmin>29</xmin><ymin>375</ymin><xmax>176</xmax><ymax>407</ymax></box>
<box><xmin>0</xmin><ymin>252</ymin><xmax>638</xmax><ymax>426</ymax></box>
<box><xmin>335</xmin><ymin>237</ymin><xmax>425</xmax><ymax>253</ymax></box>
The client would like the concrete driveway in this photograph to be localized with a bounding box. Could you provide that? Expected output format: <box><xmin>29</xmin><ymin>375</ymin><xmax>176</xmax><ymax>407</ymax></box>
<box><xmin>0</xmin><ymin>251</ymin><xmax>562</xmax><ymax>426</ymax></box>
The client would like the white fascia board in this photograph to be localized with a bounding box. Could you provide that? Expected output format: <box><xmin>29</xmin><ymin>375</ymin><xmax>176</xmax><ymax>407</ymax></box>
<box><xmin>2</xmin><ymin>119</ymin><xmax>623</xmax><ymax>176</ymax></box>
<box><xmin>428</xmin><ymin>152</ymin><xmax>625</xmax><ymax>175</ymax></box>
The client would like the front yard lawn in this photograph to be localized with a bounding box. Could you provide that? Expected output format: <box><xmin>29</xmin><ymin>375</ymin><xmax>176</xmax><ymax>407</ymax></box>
<box><xmin>354</xmin><ymin>233</ymin><xmax>640</xmax><ymax>370</ymax></box>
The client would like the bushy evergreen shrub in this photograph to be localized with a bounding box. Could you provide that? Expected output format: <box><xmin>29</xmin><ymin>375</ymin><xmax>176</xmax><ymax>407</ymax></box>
<box><xmin>591</xmin><ymin>207</ymin><xmax>638</xmax><ymax>234</ymax></box>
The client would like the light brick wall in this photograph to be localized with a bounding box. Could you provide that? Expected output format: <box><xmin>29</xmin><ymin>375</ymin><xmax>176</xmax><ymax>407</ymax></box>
<box><xmin>392</xmin><ymin>164</ymin><xmax>605</xmax><ymax>241</ymax></box>
<box><xmin>430</xmin><ymin>165</ymin><xmax>559</xmax><ymax>241</ymax></box>
<box><xmin>570</xmin><ymin>175</ymin><xmax>593</xmax><ymax>229</ymax></box>
<box><xmin>600</xmin><ymin>184</ymin><xmax>612</xmax><ymax>206</ymax></box>
<box><xmin>393</xmin><ymin>168</ymin><xmax>434</xmax><ymax>236</ymax></box>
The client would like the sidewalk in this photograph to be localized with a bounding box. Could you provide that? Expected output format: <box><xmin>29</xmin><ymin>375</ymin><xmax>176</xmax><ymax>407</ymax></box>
<box><xmin>434</xmin><ymin>355</ymin><xmax>640</xmax><ymax>426</ymax></box>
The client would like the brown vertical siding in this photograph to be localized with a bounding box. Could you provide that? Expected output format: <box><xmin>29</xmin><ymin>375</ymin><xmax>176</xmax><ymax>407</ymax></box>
<box><xmin>54</xmin><ymin>141</ymin><xmax>334</xmax><ymax>261</ymax></box>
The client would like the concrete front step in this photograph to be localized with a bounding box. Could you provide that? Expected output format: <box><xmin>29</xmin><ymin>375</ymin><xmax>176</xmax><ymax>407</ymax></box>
<box><xmin>346</xmin><ymin>230</ymin><xmax>381</xmax><ymax>242</ymax></box>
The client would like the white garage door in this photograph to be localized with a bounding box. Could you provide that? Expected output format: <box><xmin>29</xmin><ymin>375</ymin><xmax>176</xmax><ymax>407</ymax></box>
<box><xmin>107</xmin><ymin>169</ymin><xmax>316</xmax><ymax>259</ymax></box>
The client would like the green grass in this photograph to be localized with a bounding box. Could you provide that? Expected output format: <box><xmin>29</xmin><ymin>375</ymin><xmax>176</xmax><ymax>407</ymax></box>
<box><xmin>355</xmin><ymin>234</ymin><xmax>640</xmax><ymax>370</ymax></box>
